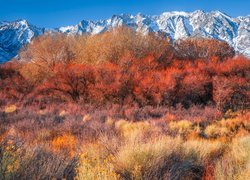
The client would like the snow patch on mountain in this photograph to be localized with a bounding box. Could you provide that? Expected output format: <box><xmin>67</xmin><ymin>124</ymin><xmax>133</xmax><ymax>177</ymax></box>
<box><xmin>60</xmin><ymin>10</ymin><xmax>250</xmax><ymax>57</ymax></box>
<box><xmin>0</xmin><ymin>11</ymin><xmax>249</xmax><ymax>63</ymax></box>
<box><xmin>0</xmin><ymin>19</ymin><xmax>44</xmax><ymax>63</ymax></box>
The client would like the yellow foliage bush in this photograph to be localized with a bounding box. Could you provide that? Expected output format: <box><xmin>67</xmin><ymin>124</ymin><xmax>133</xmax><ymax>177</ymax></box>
<box><xmin>115</xmin><ymin>120</ymin><xmax>158</xmax><ymax>141</ymax></box>
<box><xmin>221</xmin><ymin>117</ymin><xmax>248</xmax><ymax>132</ymax></box>
<box><xmin>76</xmin><ymin>153</ymin><xmax>120</xmax><ymax>180</ymax></box>
<box><xmin>205</xmin><ymin>117</ymin><xmax>249</xmax><ymax>138</ymax></box>
<box><xmin>169</xmin><ymin>120</ymin><xmax>193</xmax><ymax>136</ymax></box>
<box><xmin>205</xmin><ymin>124</ymin><xmax>231</xmax><ymax>138</ymax></box>
<box><xmin>0</xmin><ymin>140</ymin><xmax>21</xmax><ymax>179</ymax></box>
<box><xmin>77</xmin><ymin>142</ymin><xmax>120</xmax><ymax>180</ymax></box>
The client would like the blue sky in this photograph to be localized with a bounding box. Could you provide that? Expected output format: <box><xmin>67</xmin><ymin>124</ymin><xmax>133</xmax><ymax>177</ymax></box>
<box><xmin>1</xmin><ymin>0</ymin><xmax>249</xmax><ymax>28</ymax></box>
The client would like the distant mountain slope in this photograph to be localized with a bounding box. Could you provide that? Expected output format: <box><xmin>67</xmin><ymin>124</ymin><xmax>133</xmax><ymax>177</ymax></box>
<box><xmin>0</xmin><ymin>20</ymin><xmax>44</xmax><ymax>63</ymax></box>
<box><xmin>0</xmin><ymin>10</ymin><xmax>249</xmax><ymax>63</ymax></box>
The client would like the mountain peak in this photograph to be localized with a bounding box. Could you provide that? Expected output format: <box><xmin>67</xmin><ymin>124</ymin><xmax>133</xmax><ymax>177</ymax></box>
<box><xmin>210</xmin><ymin>10</ymin><xmax>232</xmax><ymax>19</ymax></box>
<box><xmin>161</xmin><ymin>11</ymin><xmax>190</xmax><ymax>17</ymax></box>
<box><xmin>15</xmin><ymin>19</ymin><xmax>28</xmax><ymax>24</ymax></box>
<box><xmin>0</xmin><ymin>19</ymin><xmax>44</xmax><ymax>63</ymax></box>
<box><xmin>0</xmin><ymin>10</ymin><xmax>250</xmax><ymax>63</ymax></box>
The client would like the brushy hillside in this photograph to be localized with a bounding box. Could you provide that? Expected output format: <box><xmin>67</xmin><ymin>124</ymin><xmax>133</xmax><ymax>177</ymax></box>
<box><xmin>0</xmin><ymin>27</ymin><xmax>249</xmax><ymax>179</ymax></box>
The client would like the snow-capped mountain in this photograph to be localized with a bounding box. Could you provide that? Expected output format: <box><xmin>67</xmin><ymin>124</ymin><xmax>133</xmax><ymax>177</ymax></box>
<box><xmin>59</xmin><ymin>10</ymin><xmax>250</xmax><ymax>57</ymax></box>
<box><xmin>0</xmin><ymin>19</ymin><xmax>44</xmax><ymax>63</ymax></box>
<box><xmin>0</xmin><ymin>10</ymin><xmax>249</xmax><ymax>63</ymax></box>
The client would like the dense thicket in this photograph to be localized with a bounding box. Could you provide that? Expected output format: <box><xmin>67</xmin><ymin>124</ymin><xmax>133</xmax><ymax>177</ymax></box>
<box><xmin>0</xmin><ymin>27</ymin><xmax>249</xmax><ymax>112</ymax></box>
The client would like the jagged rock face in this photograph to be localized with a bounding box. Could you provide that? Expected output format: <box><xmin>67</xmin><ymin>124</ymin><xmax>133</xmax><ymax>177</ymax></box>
<box><xmin>59</xmin><ymin>10</ymin><xmax>250</xmax><ymax>57</ymax></box>
<box><xmin>0</xmin><ymin>20</ymin><xmax>44</xmax><ymax>63</ymax></box>
<box><xmin>0</xmin><ymin>10</ymin><xmax>249</xmax><ymax>63</ymax></box>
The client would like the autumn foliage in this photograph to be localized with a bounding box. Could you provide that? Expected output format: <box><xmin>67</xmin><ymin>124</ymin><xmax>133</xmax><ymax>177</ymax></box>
<box><xmin>0</xmin><ymin>27</ymin><xmax>249</xmax><ymax>179</ymax></box>
<box><xmin>0</xmin><ymin>27</ymin><xmax>249</xmax><ymax>113</ymax></box>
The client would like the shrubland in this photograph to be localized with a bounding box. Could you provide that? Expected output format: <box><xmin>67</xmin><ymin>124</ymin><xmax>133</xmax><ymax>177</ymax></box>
<box><xmin>0</xmin><ymin>27</ymin><xmax>249</xmax><ymax>179</ymax></box>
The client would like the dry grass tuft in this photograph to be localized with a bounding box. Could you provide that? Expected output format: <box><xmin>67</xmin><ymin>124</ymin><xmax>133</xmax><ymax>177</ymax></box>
<box><xmin>4</xmin><ymin>105</ymin><xmax>17</xmax><ymax>113</ymax></box>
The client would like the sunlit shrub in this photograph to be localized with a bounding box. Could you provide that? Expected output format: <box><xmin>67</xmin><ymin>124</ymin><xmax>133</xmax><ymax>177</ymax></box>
<box><xmin>114</xmin><ymin>136</ymin><xmax>183</xmax><ymax>179</ymax></box>
<box><xmin>205</xmin><ymin>117</ymin><xmax>250</xmax><ymax>138</ymax></box>
<box><xmin>51</xmin><ymin>133</ymin><xmax>76</xmax><ymax>157</ymax></box>
<box><xmin>115</xmin><ymin>120</ymin><xmax>159</xmax><ymax>140</ymax></box>
<box><xmin>77</xmin><ymin>152</ymin><xmax>120</xmax><ymax>180</ymax></box>
<box><xmin>0</xmin><ymin>140</ymin><xmax>21</xmax><ymax>179</ymax></box>
<box><xmin>169</xmin><ymin>120</ymin><xmax>193</xmax><ymax>136</ymax></box>
<box><xmin>183</xmin><ymin>140</ymin><xmax>226</xmax><ymax>165</ymax></box>
<box><xmin>205</xmin><ymin>124</ymin><xmax>230</xmax><ymax>138</ymax></box>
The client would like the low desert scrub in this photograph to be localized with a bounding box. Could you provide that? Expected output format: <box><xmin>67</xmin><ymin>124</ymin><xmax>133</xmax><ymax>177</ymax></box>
<box><xmin>205</xmin><ymin>115</ymin><xmax>250</xmax><ymax>139</ymax></box>
<box><xmin>77</xmin><ymin>152</ymin><xmax>120</xmax><ymax>180</ymax></box>
<box><xmin>215</xmin><ymin>136</ymin><xmax>250</xmax><ymax>180</ymax></box>
<box><xmin>75</xmin><ymin>131</ymin><xmax>238</xmax><ymax>179</ymax></box>
<box><xmin>169</xmin><ymin>120</ymin><xmax>194</xmax><ymax>137</ymax></box>
<box><xmin>113</xmin><ymin>136</ymin><xmax>183</xmax><ymax>179</ymax></box>
<box><xmin>0</xmin><ymin>110</ymin><xmax>249</xmax><ymax>179</ymax></box>
<box><xmin>205</xmin><ymin>124</ymin><xmax>230</xmax><ymax>138</ymax></box>
<box><xmin>182</xmin><ymin>140</ymin><xmax>226</xmax><ymax>165</ymax></box>
<box><xmin>76</xmin><ymin>114</ymin><xmax>249</xmax><ymax>179</ymax></box>
<box><xmin>115</xmin><ymin>120</ymin><xmax>159</xmax><ymax>140</ymax></box>
<box><xmin>0</xmin><ymin>139</ymin><xmax>21</xmax><ymax>180</ymax></box>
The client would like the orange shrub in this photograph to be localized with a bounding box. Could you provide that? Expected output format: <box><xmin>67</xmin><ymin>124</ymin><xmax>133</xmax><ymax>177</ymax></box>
<box><xmin>51</xmin><ymin>133</ymin><xmax>76</xmax><ymax>157</ymax></box>
<box><xmin>93</xmin><ymin>63</ymin><xmax>122</xmax><ymax>103</ymax></box>
<box><xmin>134</xmin><ymin>70</ymin><xmax>176</xmax><ymax>106</ymax></box>
<box><xmin>216</xmin><ymin>56</ymin><xmax>250</xmax><ymax>77</ymax></box>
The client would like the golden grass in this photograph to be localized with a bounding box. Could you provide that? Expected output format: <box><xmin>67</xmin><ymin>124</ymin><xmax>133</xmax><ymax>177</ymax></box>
<box><xmin>75</xmin><ymin>116</ymin><xmax>250</xmax><ymax>179</ymax></box>
<box><xmin>0</xmin><ymin>110</ymin><xmax>249</xmax><ymax>179</ymax></box>
<box><xmin>114</xmin><ymin>136</ymin><xmax>183</xmax><ymax>179</ymax></box>
<box><xmin>115</xmin><ymin>120</ymin><xmax>158</xmax><ymax>141</ymax></box>
<box><xmin>183</xmin><ymin>140</ymin><xmax>226</xmax><ymax>165</ymax></box>
<box><xmin>169</xmin><ymin>120</ymin><xmax>193</xmax><ymax>136</ymax></box>
<box><xmin>215</xmin><ymin>136</ymin><xmax>250</xmax><ymax>180</ymax></box>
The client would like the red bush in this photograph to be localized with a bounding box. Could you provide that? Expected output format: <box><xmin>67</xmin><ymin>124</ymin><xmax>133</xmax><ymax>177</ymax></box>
<box><xmin>215</xmin><ymin>56</ymin><xmax>250</xmax><ymax>77</ymax></box>
<box><xmin>134</xmin><ymin>70</ymin><xmax>176</xmax><ymax>106</ymax></box>
<box><xmin>37</xmin><ymin>63</ymin><xmax>95</xmax><ymax>102</ymax></box>
<box><xmin>93</xmin><ymin>63</ymin><xmax>122</xmax><ymax>103</ymax></box>
<box><xmin>0</xmin><ymin>61</ymin><xmax>33</xmax><ymax>100</ymax></box>
<box><xmin>213</xmin><ymin>75</ymin><xmax>249</xmax><ymax>111</ymax></box>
